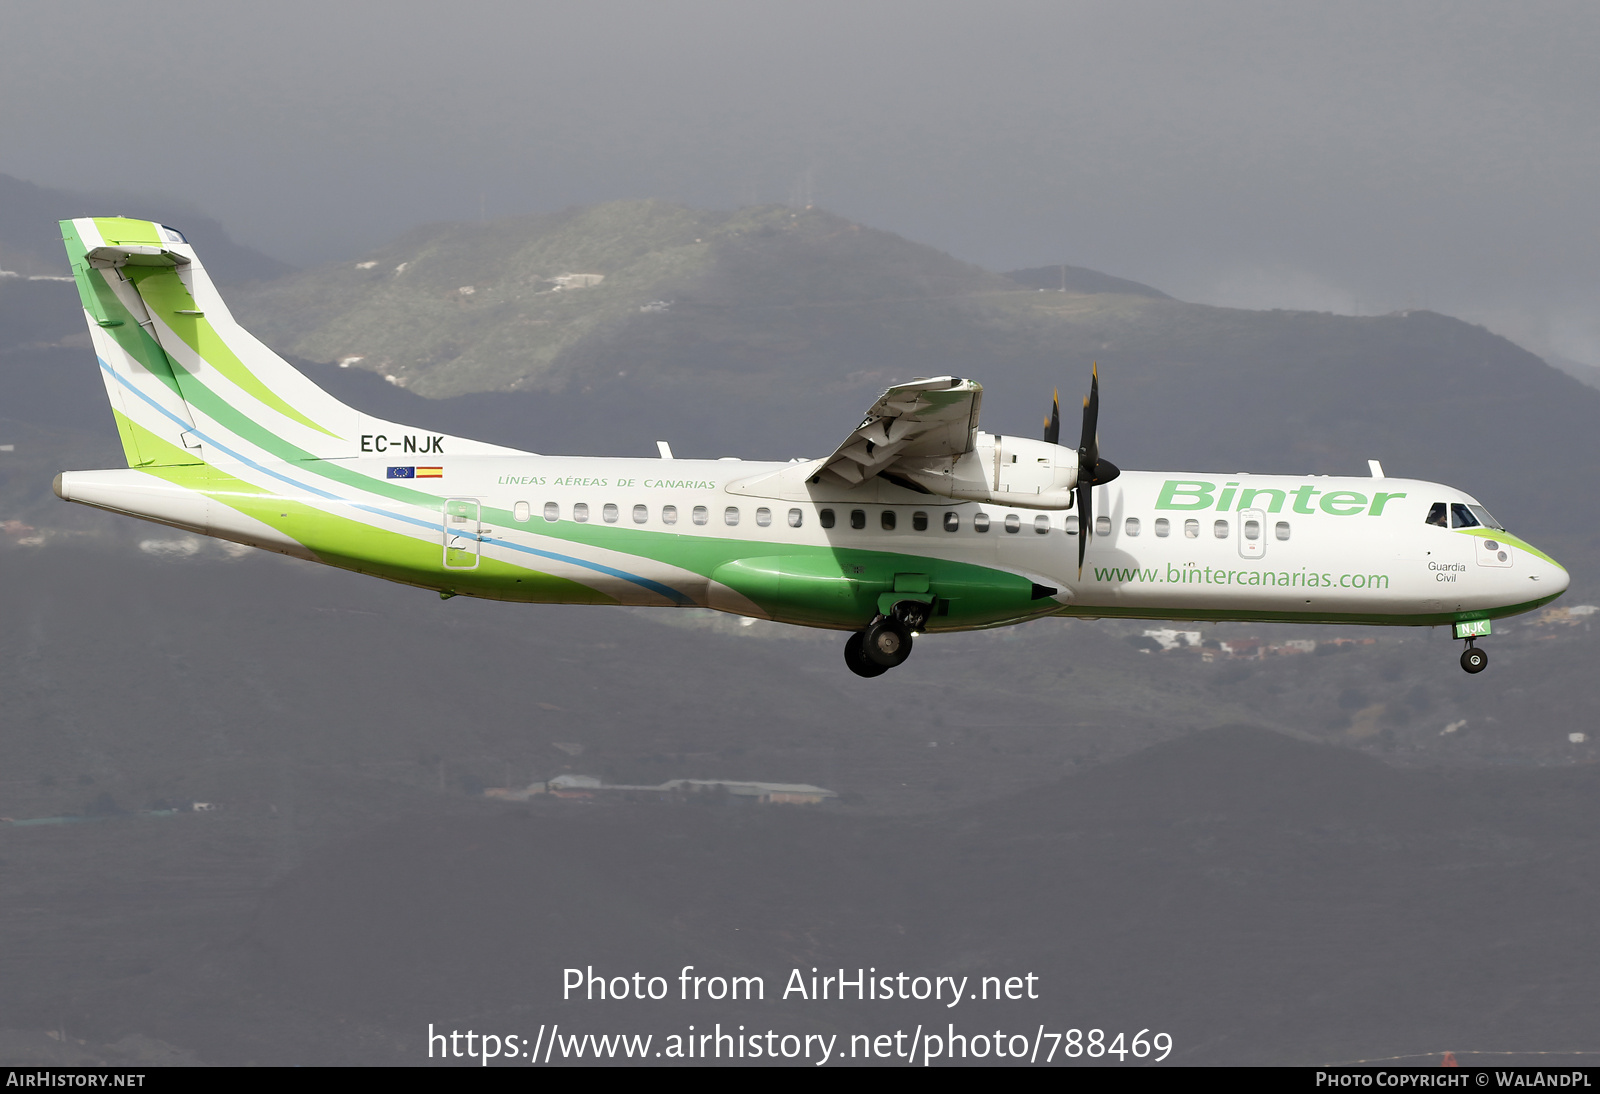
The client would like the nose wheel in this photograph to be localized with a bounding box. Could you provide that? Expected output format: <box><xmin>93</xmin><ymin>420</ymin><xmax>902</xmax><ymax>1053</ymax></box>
<box><xmin>1460</xmin><ymin>641</ymin><xmax>1488</xmax><ymax>674</ymax></box>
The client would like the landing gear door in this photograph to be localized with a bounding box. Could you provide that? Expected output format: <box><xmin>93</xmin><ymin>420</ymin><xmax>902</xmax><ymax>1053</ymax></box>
<box><xmin>443</xmin><ymin>498</ymin><xmax>481</xmax><ymax>570</ymax></box>
<box><xmin>1238</xmin><ymin>508</ymin><xmax>1266</xmax><ymax>559</ymax></box>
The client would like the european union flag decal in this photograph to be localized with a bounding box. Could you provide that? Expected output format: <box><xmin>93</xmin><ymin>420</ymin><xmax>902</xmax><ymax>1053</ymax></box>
<box><xmin>387</xmin><ymin>466</ymin><xmax>415</xmax><ymax>479</ymax></box>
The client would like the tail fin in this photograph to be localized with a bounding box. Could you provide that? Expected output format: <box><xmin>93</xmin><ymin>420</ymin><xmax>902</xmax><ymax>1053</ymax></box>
<box><xmin>61</xmin><ymin>217</ymin><xmax>525</xmax><ymax>469</ymax></box>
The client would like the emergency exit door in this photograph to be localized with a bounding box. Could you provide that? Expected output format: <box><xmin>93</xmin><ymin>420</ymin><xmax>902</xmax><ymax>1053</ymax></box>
<box><xmin>1238</xmin><ymin>508</ymin><xmax>1267</xmax><ymax>559</ymax></box>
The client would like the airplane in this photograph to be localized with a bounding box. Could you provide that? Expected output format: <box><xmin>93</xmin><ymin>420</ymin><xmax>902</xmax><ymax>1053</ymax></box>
<box><xmin>50</xmin><ymin>217</ymin><xmax>1569</xmax><ymax>676</ymax></box>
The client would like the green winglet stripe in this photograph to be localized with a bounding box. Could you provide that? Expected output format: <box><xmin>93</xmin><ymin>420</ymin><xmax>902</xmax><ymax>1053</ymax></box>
<box><xmin>123</xmin><ymin>267</ymin><xmax>337</xmax><ymax>437</ymax></box>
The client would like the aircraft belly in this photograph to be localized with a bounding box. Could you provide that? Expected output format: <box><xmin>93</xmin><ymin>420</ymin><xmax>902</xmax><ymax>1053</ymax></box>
<box><xmin>708</xmin><ymin>551</ymin><xmax>1056</xmax><ymax>631</ymax></box>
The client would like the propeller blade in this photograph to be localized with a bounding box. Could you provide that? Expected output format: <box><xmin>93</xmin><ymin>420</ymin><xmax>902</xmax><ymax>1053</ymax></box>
<box><xmin>1079</xmin><ymin>363</ymin><xmax>1100</xmax><ymax>472</ymax></box>
<box><xmin>1044</xmin><ymin>389</ymin><xmax>1060</xmax><ymax>444</ymax></box>
<box><xmin>1077</xmin><ymin>476</ymin><xmax>1092</xmax><ymax>575</ymax></box>
<box><xmin>1076</xmin><ymin>364</ymin><xmax>1109</xmax><ymax>576</ymax></box>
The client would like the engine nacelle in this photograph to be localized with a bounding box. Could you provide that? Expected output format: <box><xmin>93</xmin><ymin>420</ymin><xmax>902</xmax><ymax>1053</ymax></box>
<box><xmin>897</xmin><ymin>432</ymin><xmax>1079</xmax><ymax>509</ymax></box>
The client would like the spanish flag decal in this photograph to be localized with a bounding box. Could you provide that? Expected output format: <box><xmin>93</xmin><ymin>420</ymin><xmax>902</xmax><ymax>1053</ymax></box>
<box><xmin>416</xmin><ymin>467</ymin><xmax>444</xmax><ymax>478</ymax></box>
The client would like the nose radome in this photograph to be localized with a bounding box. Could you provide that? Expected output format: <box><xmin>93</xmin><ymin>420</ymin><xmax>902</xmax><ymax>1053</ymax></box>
<box><xmin>1548</xmin><ymin>557</ymin><xmax>1571</xmax><ymax>596</ymax></box>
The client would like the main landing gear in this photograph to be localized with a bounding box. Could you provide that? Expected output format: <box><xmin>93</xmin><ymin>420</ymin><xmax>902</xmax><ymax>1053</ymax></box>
<box><xmin>1460</xmin><ymin>640</ymin><xmax>1488</xmax><ymax>674</ymax></box>
<box><xmin>844</xmin><ymin>602</ymin><xmax>928</xmax><ymax>678</ymax></box>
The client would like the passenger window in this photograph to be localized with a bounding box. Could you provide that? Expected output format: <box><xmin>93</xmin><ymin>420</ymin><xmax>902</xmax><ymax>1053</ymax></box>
<box><xmin>913</xmin><ymin>511</ymin><xmax>929</xmax><ymax>531</ymax></box>
<box><xmin>943</xmin><ymin>511</ymin><xmax>960</xmax><ymax>532</ymax></box>
<box><xmin>632</xmin><ymin>504</ymin><xmax>648</xmax><ymax>524</ymax></box>
<box><xmin>724</xmin><ymin>506</ymin><xmax>740</xmax><ymax>526</ymax></box>
<box><xmin>1065</xmin><ymin>514</ymin><xmax>1078</xmax><ymax>536</ymax></box>
<box><xmin>974</xmin><ymin>513</ymin><xmax>991</xmax><ymax>533</ymax></box>
<box><xmin>602</xmin><ymin>503</ymin><xmax>619</xmax><ymax>523</ymax></box>
<box><xmin>1450</xmin><ymin>503</ymin><xmax>1480</xmax><ymax>529</ymax></box>
<box><xmin>1184</xmin><ymin>519</ymin><xmax>1199</xmax><ymax>539</ymax></box>
<box><xmin>850</xmin><ymin>509</ymin><xmax>866</xmax><ymax>530</ymax></box>
<box><xmin>1125</xmin><ymin>517</ymin><xmax>1141</xmax><ymax>537</ymax></box>
<box><xmin>820</xmin><ymin>509</ymin><xmax>836</xmax><ymax>529</ymax></box>
<box><xmin>1275</xmin><ymin>521</ymin><xmax>1290</xmax><ymax>541</ymax></box>
<box><xmin>1095</xmin><ymin>515</ymin><xmax>1111</xmax><ymax>536</ymax></box>
<box><xmin>573</xmin><ymin>503</ymin><xmax>590</xmax><ymax>523</ymax></box>
<box><xmin>1213</xmin><ymin>519</ymin><xmax>1229</xmax><ymax>539</ymax></box>
<box><xmin>1154</xmin><ymin>518</ymin><xmax>1169</xmax><ymax>537</ymax></box>
<box><xmin>543</xmin><ymin>502</ymin><xmax>560</xmax><ymax>522</ymax></box>
<box><xmin>1426</xmin><ymin>502</ymin><xmax>1449</xmax><ymax>527</ymax></box>
<box><xmin>788</xmin><ymin>508</ymin><xmax>803</xmax><ymax>528</ymax></box>
<box><xmin>1004</xmin><ymin>514</ymin><xmax>1020</xmax><ymax>533</ymax></box>
<box><xmin>514</xmin><ymin>501</ymin><xmax>531</xmax><ymax>522</ymax></box>
<box><xmin>881</xmin><ymin>510</ymin><xmax>896</xmax><ymax>531</ymax></box>
<box><xmin>692</xmin><ymin>506</ymin><xmax>709</xmax><ymax>526</ymax></box>
<box><xmin>756</xmin><ymin>507</ymin><xmax>772</xmax><ymax>527</ymax></box>
<box><xmin>1243</xmin><ymin>519</ymin><xmax>1260</xmax><ymax>541</ymax></box>
<box><xmin>1034</xmin><ymin>514</ymin><xmax>1050</xmax><ymax>534</ymax></box>
<box><xmin>662</xmin><ymin>505</ymin><xmax>678</xmax><ymax>525</ymax></box>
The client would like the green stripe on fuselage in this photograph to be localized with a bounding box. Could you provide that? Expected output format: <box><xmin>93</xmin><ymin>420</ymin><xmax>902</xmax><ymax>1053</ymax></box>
<box><xmin>114</xmin><ymin>414</ymin><xmax>616</xmax><ymax>605</ymax></box>
<box><xmin>1455</xmin><ymin>527</ymin><xmax>1563</xmax><ymax>569</ymax></box>
<box><xmin>1056</xmin><ymin>592</ymin><xmax>1564</xmax><ymax>628</ymax></box>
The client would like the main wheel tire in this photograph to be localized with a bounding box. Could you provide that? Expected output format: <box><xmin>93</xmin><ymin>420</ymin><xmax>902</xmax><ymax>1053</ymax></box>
<box><xmin>1461</xmin><ymin>646</ymin><xmax>1488</xmax><ymax>674</ymax></box>
<box><xmin>863</xmin><ymin>616</ymin><xmax>913</xmax><ymax>668</ymax></box>
<box><xmin>845</xmin><ymin>631</ymin><xmax>889</xmax><ymax>677</ymax></box>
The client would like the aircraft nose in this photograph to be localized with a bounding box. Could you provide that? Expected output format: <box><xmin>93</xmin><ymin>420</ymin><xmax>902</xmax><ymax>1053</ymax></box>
<box><xmin>1526</xmin><ymin>541</ymin><xmax>1570</xmax><ymax>597</ymax></box>
<box><xmin>1547</xmin><ymin>555</ymin><xmax>1571</xmax><ymax>596</ymax></box>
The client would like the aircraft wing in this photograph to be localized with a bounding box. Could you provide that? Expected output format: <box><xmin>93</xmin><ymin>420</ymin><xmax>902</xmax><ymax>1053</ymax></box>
<box><xmin>819</xmin><ymin>377</ymin><xmax>983</xmax><ymax>485</ymax></box>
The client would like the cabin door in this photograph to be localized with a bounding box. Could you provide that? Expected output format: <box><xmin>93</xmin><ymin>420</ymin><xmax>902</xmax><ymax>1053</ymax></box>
<box><xmin>443</xmin><ymin>498</ymin><xmax>482</xmax><ymax>570</ymax></box>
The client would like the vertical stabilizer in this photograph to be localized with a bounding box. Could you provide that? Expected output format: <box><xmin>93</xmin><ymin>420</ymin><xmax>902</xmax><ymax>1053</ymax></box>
<box><xmin>60</xmin><ymin>217</ymin><xmax>527</xmax><ymax>470</ymax></box>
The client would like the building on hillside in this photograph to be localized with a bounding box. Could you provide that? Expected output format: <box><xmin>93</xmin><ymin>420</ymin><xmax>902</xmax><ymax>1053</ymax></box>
<box><xmin>483</xmin><ymin>775</ymin><xmax>837</xmax><ymax>806</ymax></box>
<box><xmin>1142</xmin><ymin>628</ymin><xmax>1201</xmax><ymax>651</ymax></box>
<box><xmin>550</xmin><ymin>273</ymin><xmax>605</xmax><ymax>290</ymax></box>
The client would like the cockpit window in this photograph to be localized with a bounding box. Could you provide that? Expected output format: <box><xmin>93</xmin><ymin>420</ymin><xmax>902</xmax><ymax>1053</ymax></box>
<box><xmin>1467</xmin><ymin>504</ymin><xmax>1504</xmax><ymax>530</ymax></box>
<box><xmin>1425</xmin><ymin>502</ymin><xmax>1448</xmax><ymax>527</ymax></box>
<box><xmin>1450</xmin><ymin>503</ymin><xmax>1480</xmax><ymax>529</ymax></box>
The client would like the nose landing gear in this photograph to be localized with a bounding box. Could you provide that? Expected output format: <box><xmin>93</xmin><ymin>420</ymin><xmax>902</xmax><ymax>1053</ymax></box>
<box><xmin>1454</xmin><ymin>619</ymin><xmax>1491</xmax><ymax>674</ymax></box>
<box><xmin>844</xmin><ymin>602</ymin><xmax>928</xmax><ymax>678</ymax></box>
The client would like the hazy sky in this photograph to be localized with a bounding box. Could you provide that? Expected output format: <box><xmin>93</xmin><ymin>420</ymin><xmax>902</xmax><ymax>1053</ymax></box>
<box><xmin>6</xmin><ymin>0</ymin><xmax>1599</xmax><ymax>362</ymax></box>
